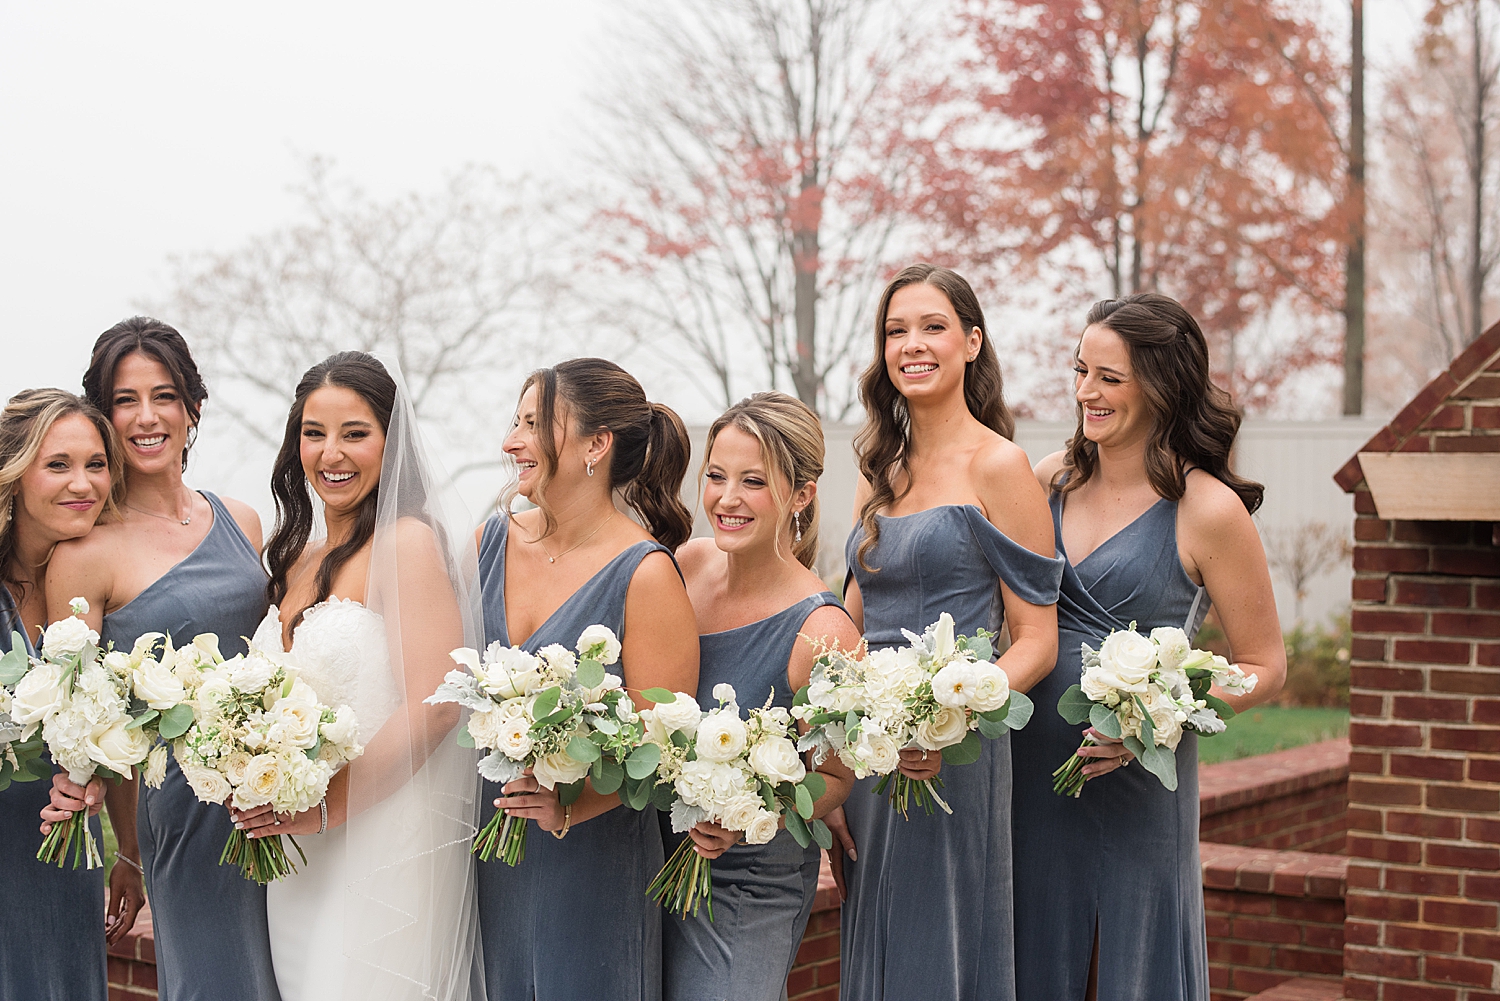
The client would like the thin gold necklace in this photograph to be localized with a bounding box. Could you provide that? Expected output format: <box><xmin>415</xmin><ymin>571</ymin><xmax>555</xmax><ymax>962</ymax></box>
<box><xmin>538</xmin><ymin>511</ymin><xmax>615</xmax><ymax>564</ymax></box>
<box><xmin>126</xmin><ymin>489</ymin><xmax>194</xmax><ymax>526</ymax></box>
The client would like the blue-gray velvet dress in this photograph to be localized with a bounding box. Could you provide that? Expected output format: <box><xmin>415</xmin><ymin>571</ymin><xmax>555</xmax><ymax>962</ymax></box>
<box><xmin>0</xmin><ymin>588</ymin><xmax>108</xmax><ymax>1001</ymax></box>
<box><xmin>475</xmin><ymin>514</ymin><xmax>673</xmax><ymax>1001</ymax></box>
<box><xmin>99</xmin><ymin>492</ymin><xmax>280</xmax><ymax>1001</ymax></box>
<box><xmin>840</xmin><ymin>505</ymin><xmax>1063</xmax><ymax>1001</ymax></box>
<box><xmin>661</xmin><ymin>591</ymin><xmax>845</xmax><ymax>1001</ymax></box>
<box><xmin>1010</xmin><ymin>492</ymin><xmax>1211</xmax><ymax>1001</ymax></box>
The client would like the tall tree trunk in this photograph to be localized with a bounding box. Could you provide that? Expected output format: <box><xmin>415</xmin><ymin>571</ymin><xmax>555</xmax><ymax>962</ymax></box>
<box><xmin>1343</xmin><ymin>0</ymin><xmax>1366</xmax><ymax>414</ymax></box>
<box><xmin>791</xmin><ymin>175</ymin><xmax>821</xmax><ymax>409</ymax></box>
<box><xmin>1471</xmin><ymin>0</ymin><xmax>1487</xmax><ymax>344</ymax></box>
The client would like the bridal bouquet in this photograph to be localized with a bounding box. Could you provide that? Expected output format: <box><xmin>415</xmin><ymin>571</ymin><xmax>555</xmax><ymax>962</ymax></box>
<box><xmin>638</xmin><ymin>683</ymin><xmax>832</xmax><ymax>920</ymax></box>
<box><xmin>1052</xmin><ymin>623</ymin><xmax>1257</xmax><ymax>796</ymax></box>
<box><xmin>11</xmin><ymin>599</ymin><xmax>170</xmax><ymax>868</ymax></box>
<box><xmin>174</xmin><ymin>643</ymin><xmax>363</xmax><ymax>883</ymax></box>
<box><xmin>0</xmin><ymin>629</ymin><xmax>48</xmax><ymax>793</ymax></box>
<box><xmin>426</xmin><ymin>624</ymin><xmax>651</xmax><ymax>866</ymax></box>
<box><xmin>792</xmin><ymin>613</ymin><xmax>1032</xmax><ymax>817</ymax></box>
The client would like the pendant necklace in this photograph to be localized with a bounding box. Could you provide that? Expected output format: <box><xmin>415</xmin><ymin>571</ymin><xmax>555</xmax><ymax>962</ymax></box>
<box><xmin>126</xmin><ymin>489</ymin><xmax>194</xmax><ymax>526</ymax></box>
<box><xmin>539</xmin><ymin>511</ymin><xmax>615</xmax><ymax>564</ymax></box>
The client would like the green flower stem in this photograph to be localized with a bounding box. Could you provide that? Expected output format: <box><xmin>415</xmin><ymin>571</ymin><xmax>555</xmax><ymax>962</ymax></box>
<box><xmin>873</xmin><ymin>773</ymin><xmax>950</xmax><ymax>819</ymax></box>
<box><xmin>37</xmin><ymin>811</ymin><xmax>102</xmax><ymax>869</ymax></box>
<box><xmin>647</xmin><ymin>835</ymin><xmax>715</xmax><ymax>922</ymax></box>
<box><xmin>219</xmin><ymin>830</ymin><xmax>306</xmax><ymax>884</ymax></box>
<box><xmin>1051</xmin><ymin>736</ymin><xmax>1097</xmax><ymax>798</ymax></box>
<box><xmin>473</xmin><ymin>808</ymin><xmax>528</xmax><ymax>866</ymax></box>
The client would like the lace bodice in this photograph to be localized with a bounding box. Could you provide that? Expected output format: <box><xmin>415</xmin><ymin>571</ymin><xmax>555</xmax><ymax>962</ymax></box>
<box><xmin>251</xmin><ymin>598</ymin><xmax>399</xmax><ymax>741</ymax></box>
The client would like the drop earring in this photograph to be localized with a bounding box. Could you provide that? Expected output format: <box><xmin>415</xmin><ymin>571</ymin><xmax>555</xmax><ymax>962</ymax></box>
<box><xmin>793</xmin><ymin>510</ymin><xmax>803</xmax><ymax>543</ymax></box>
<box><xmin>586</xmin><ymin>459</ymin><xmax>596</xmax><ymax>477</ymax></box>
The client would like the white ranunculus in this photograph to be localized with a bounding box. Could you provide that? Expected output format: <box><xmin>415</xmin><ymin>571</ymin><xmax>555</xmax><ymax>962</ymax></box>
<box><xmin>223</xmin><ymin>750</ymin><xmax>253</xmax><ymax>786</ymax></box>
<box><xmin>532</xmin><ymin>750</ymin><xmax>590</xmax><ymax>790</ymax></box>
<box><xmin>1149</xmin><ymin>627</ymin><xmax>1191</xmax><ymax>671</ymax></box>
<box><xmin>718</xmin><ymin>792</ymin><xmax>763</xmax><ymax>832</ymax></box>
<box><xmin>86</xmin><ymin>719</ymin><xmax>151</xmax><ymax>778</ymax></box>
<box><xmin>744</xmin><ymin>810</ymin><xmax>780</xmax><ymax>845</ymax></box>
<box><xmin>695</xmin><ymin>710</ymin><xmax>749</xmax><ymax>763</ymax></box>
<box><xmin>133</xmin><ymin>658</ymin><xmax>187</xmax><ymax>710</ymax></box>
<box><xmin>467</xmin><ymin>707</ymin><xmax>506</xmax><ymax>750</ymax></box>
<box><xmin>181</xmin><ymin>762</ymin><xmax>232</xmax><ymax>804</ymax></box>
<box><xmin>495</xmin><ymin>715</ymin><xmax>534</xmax><ymax>760</ymax></box>
<box><xmin>11</xmin><ymin>662</ymin><xmax>65</xmax><ymax>728</ymax></box>
<box><xmin>930</xmin><ymin>661</ymin><xmax>978</xmax><ymax>709</ymax></box>
<box><xmin>103</xmin><ymin>650</ymin><xmax>133</xmax><ymax>680</ymax></box>
<box><xmin>235</xmin><ymin>754</ymin><xmax>285</xmax><ymax>809</ymax></box>
<box><xmin>42</xmin><ymin>615</ymin><xmax>96</xmax><ymax>658</ymax></box>
<box><xmin>915</xmin><ymin>706</ymin><xmax>969</xmax><ymax>750</ymax></box>
<box><xmin>575</xmin><ymin>625</ymin><xmax>622</xmax><ymax>666</ymax></box>
<box><xmin>851</xmin><ymin>730</ymin><xmax>900</xmax><ymax>774</ymax></box>
<box><xmin>653</xmin><ymin>693</ymin><xmax>702</xmax><ymax>736</ymax></box>
<box><xmin>748</xmin><ymin>734</ymin><xmax>806</xmax><ymax>784</ymax></box>
<box><xmin>968</xmin><ymin>662</ymin><xmax>1011</xmax><ymax>713</ymax></box>
<box><xmin>1095</xmin><ymin>630</ymin><xmax>1157</xmax><ymax>692</ymax></box>
<box><xmin>319</xmin><ymin>706</ymin><xmax>361</xmax><ymax>756</ymax></box>
<box><xmin>143</xmin><ymin>744</ymin><xmax>169</xmax><ymax>788</ymax></box>
<box><xmin>196</xmin><ymin>676</ymin><xmax>233</xmax><ymax>719</ymax></box>
<box><xmin>227</xmin><ymin>655</ymin><xmax>275</xmax><ymax>694</ymax></box>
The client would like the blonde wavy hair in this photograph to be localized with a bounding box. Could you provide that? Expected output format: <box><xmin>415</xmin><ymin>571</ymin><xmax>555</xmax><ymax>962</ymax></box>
<box><xmin>0</xmin><ymin>389</ymin><xmax>125</xmax><ymax>599</ymax></box>
<box><xmin>701</xmin><ymin>392</ymin><xmax>825</xmax><ymax>569</ymax></box>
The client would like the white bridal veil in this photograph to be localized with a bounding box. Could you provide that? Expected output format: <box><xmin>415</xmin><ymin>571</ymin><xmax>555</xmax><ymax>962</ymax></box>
<box><xmin>339</xmin><ymin>356</ymin><xmax>484</xmax><ymax>1000</ymax></box>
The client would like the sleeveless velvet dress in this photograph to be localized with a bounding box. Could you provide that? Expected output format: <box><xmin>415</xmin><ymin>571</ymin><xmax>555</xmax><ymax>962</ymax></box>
<box><xmin>475</xmin><ymin>514</ymin><xmax>674</xmax><ymax>1001</ymax></box>
<box><xmin>99</xmin><ymin>492</ymin><xmax>280</xmax><ymax>1001</ymax></box>
<box><xmin>1010</xmin><ymin>492</ymin><xmax>1211</xmax><ymax>1001</ymax></box>
<box><xmin>0</xmin><ymin>588</ymin><xmax>108</xmax><ymax>1001</ymax></box>
<box><xmin>840</xmin><ymin>505</ymin><xmax>1063</xmax><ymax>1001</ymax></box>
<box><xmin>661</xmin><ymin>591</ymin><xmax>845</xmax><ymax>1001</ymax></box>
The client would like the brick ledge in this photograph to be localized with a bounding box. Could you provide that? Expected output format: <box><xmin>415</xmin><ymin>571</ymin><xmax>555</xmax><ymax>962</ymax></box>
<box><xmin>1198</xmin><ymin>739</ymin><xmax>1350</xmax><ymax>818</ymax></box>
<box><xmin>1200</xmin><ymin>842</ymin><xmax>1348</xmax><ymax>899</ymax></box>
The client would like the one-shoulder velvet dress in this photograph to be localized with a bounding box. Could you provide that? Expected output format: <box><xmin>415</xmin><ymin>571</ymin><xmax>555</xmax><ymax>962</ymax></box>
<box><xmin>1010</xmin><ymin>491</ymin><xmax>1211</xmax><ymax>1001</ymax></box>
<box><xmin>840</xmin><ymin>505</ymin><xmax>1063</xmax><ymax>1001</ymax></box>
<box><xmin>99</xmin><ymin>492</ymin><xmax>280</xmax><ymax>1001</ymax></box>
<box><xmin>475</xmin><ymin>514</ymin><xmax>674</xmax><ymax>1001</ymax></box>
<box><xmin>661</xmin><ymin>591</ymin><xmax>845</xmax><ymax>1001</ymax></box>
<box><xmin>0</xmin><ymin>588</ymin><xmax>107</xmax><ymax>1001</ymax></box>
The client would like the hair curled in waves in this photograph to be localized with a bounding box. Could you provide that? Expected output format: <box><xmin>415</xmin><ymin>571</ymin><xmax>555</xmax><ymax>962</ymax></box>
<box><xmin>265</xmin><ymin>352</ymin><xmax>396</xmax><ymax>619</ymax></box>
<box><xmin>703</xmin><ymin>392</ymin><xmax>825</xmax><ymax>569</ymax></box>
<box><xmin>82</xmin><ymin>316</ymin><xmax>208</xmax><ymax>473</ymax></box>
<box><xmin>1056</xmin><ymin>292</ymin><xmax>1263</xmax><ymax>515</ymax></box>
<box><xmin>853</xmin><ymin>264</ymin><xmax>1012</xmax><ymax>572</ymax></box>
<box><xmin>0</xmin><ymin>389</ymin><xmax>125</xmax><ymax>603</ymax></box>
<box><xmin>503</xmin><ymin>358</ymin><xmax>693</xmax><ymax>551</ymax></box>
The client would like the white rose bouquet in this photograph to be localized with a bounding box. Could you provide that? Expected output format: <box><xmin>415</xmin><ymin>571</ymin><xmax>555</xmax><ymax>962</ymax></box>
<box><xmin>637</xmin><ymin>682</ymin><xmax>832</xmax><ymax>921</ymax></box>
<box><xmin>0</xmin><ymin>628</ymin><xmax>49</xmax><ymax>793</ymax></box>
<box><xmin>17</xmin><ymin>599</ymin><xmax>164</xmax><ymax>868</ymax></box>
<box><xmin>173</xmin><ymin>643</ymin><xmax>363</xmax><ymax>883</ymax></box>
<box><xmin>1052</xmin><ymin>623</ymin><xmax>1258</xmax><ymax>796</ymax></box>
<box><xmin>426</xmin><ymin>624</ymin><xmax>650</xmax><ymax>866</ymax></box>
<box><xmin>791</xmin><ymin>612</ymin><xmax>1033</xmax><ymax>818</ymax></box>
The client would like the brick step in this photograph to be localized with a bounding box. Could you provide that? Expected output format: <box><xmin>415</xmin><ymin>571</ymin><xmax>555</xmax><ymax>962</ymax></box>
<box><xmin>1245</xmin><ymin>977</ymin><xmax>1344</xmax><ymax>1000</ymax></box>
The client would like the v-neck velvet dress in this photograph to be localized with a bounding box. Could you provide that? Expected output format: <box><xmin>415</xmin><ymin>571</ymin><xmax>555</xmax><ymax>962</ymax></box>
<box><xmin>0</xmin><ymin>588</ymin><xmax>108</xmax><ymax>1001</ymax></box>
<box><xmin>661</xmin><ymin>591</ymin><xmax>845</xmax><ymax>1001</ymax></box>
<box><xmin>840</xmin><ymin>505</ymin><xmax>1063</xmax><ymax>1001</ymax></box>
<box><xmin>1010</xmin><ymin>491</ymin><xmax>1211</xmax><ymax>1001</ymax></box>
<box><xmin>99</xmin><ymin>492</ymin><xmax>280</xmax><ymax>1001</ymax></box>
<box><xmin>475</xmin><ymin>514</ymin><xmax>675</xmax><ymax>1001</ymax></box>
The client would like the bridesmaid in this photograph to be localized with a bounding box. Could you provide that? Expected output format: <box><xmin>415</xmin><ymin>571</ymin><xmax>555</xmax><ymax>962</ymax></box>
<box><xmin>43</xmin><ymin>317</ymin><xmax>281</xmax><ymax>1001</ymax></box>
<box><xmin>1011</xmin><ymin>293</ymin><xmax>1286</xmax><ymax>1001</ymax></box>
<box><xmin>666</xmin><ymin>392</ymin><xmax>859</xmax><ymax>1001</ymax></box>
<box><xmin>835</xmin><ymin>265</ymin><xmax>1062</xmax><ymax>1001</ymax></box>
<box><xmin>476</xmin><ymin>357</ymin><xmax>700</xmax><ymax>1001</ymax></box>
<box><xmin>1</xmin><ymin>389</ymin><xmax>133</xmax><ymax>1001</ymax></box>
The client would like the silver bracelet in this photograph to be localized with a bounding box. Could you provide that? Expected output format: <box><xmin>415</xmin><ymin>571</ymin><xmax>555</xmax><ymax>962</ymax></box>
<box><xmin>317</xmin><ymin>798</ymin><xmax>328</xmax><ymax>835</ymax></box>
<box><xmin>114</xmin><ymin>852</ymin><xmax>144</xmax><ymax>876</ymax></box>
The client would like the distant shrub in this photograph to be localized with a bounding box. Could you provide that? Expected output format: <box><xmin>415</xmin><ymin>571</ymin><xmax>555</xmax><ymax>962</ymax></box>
<box><xmin>1279</xmin><ymin>614</ymin><xmax>1350</xmax><ymax>707</ymax></box>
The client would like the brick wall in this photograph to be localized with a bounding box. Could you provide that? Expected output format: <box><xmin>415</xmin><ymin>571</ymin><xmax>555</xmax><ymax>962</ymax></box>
<box><xmin>1344</xmin><ymin>491</ymin><xmax>1500</xmax><ymax>999</ymax></box>
<box><xmin>1200</xmin><ymin>740</ymin><xmax>1350</xmax><ymax>853</ymax></box>
<box><xmin>108</xmin><ymin>902</ymin><xmax>155</xmax><ymax>1000</ymax></box>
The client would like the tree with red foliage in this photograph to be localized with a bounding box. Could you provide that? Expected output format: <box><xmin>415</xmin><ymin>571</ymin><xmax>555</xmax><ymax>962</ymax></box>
<box><xmin>937</xmin><ymin>0</ymin><xmax>1350</xmax><ymax>409</ymax></box>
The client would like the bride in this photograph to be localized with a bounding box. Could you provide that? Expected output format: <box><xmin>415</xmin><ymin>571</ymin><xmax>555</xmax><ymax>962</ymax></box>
<box><xmin>231</xmin><ymin>351</ymin><xmax>482</xmax><ymax>1001</ymax></box>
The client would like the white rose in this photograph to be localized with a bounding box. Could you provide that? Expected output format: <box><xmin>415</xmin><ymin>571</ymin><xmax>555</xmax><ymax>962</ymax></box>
<box><xmin>11</xmin><ymin>663</ymin><xmax>65</xmax><ymax>728</ymax></box>
<box><xmin>930</xmin><ymin>661</ymin><xmax>978</xmax><ymax>709</ymax></box>
<box><xmin>234</xmin><ymin>754</ymin><xmax>285</xmax><ymax>809</ymax></box>
<box><xmin>133</xmin><ymin>658</ymin><xmax>187</xmax><ymax>710</ymax></box>
<box><xmin>1149</xmin><ymin>627</ymin><xmax>1191</xmax><ymax>671</ymax></box>
<box><xmin>143</xmin><ymin>744</ymin><xmax>169</xmax><ymax>788</ymax></box>
<box><xmin>103</xmin><ymin>650</ymin><xmax>133</xmax><ymax>680</ymax></box>
<box><xmin>495</xmin><ymin>715</ymin><xmax>534</xmax><ymax>760</ymax></box>
<box><xmin>747</xmin><ymin>734</ymin><xmax>805</xmax><ymax>784</ymax></box>
<box><xmin>744</xmin><ymin>810</ymin><xmax>780</xmax><ymax>845</ymax></box>
<box><xmin>1142</xmin><ymin>687</ymin><xmax>1184</xmax><ymax>750</ymax></box>
<box><xmin>41</xmin><ymin>615</ymin><xmax>96</xmax><ymax>659</ymax></box>
<box><xmin>196</xmin><ymin>676</ymin><xmax>233</xmax><ymax>719</ymax></box>
<box><xmin>532</xmin><ymin>750</ymin><xmax>590</xmax><ymax>790</ymax></box>
<box><xmin>718</xmin><ymin>792</ymin><xmax>764</xmax><ymax>832</ymax></box>
<box><xmin>467</xmin><ymin>707</ymin><xmax>506</xmax><ymax>750</ymax></box>
<box><xmin>851</xmin><ymin>730</ymin><xmax>900</xmax><ymax>774</ymax></box>
<box><xmin>967</xmin><ymin>662</ymin><xmax>1010</xmax><ymax>713</ymax></box>
<box><xmin>181</xmin><ymin>762</ymin><xmax>232</xmax><ymax>804</ymax></box>
<box><xmin>652</xmin><ymin>693</ymin><xmax>702</xmax><ymax>736</ymax></box>
<box><xmin>575</xmin><ymin>625</ymin><xmax>622</xmax><ymax>666</ymax></box>
<box><xmin>227</xmin><ymin>655</ymin><xmax>275</xmax><ymax>694</ymax></box>
<box><xmin>1079</xmin><ymin>659</ymin><xmax>1118</xmax><ymax>703</ymax></box>
<box><xmin>915</xmin><ymin>706</ymin><xmax>969</xmax><ymax>750</ymax></box>
<box><xmin>1095</xmin><ymin>630</ymin><xmax>1157</xmax><ymax>692</ymax></box>
<box><xmin>223</xmin><ymin>750</ymin><xmax>253</xmax><ymax>786</ymax></box>
<box><xmin>85</xmin><ymin>719</ymin><xmax>152</xmax><ymax>777</ymax></box>
<box><xmin>695</xmin><ymin>710</ymin><xmax>749</xmax><ymax>763</ymax></box>
<box><xmin>267</xmin><ymin>700</ymin><xmax>319</xmax><ymax>749</ymax></box>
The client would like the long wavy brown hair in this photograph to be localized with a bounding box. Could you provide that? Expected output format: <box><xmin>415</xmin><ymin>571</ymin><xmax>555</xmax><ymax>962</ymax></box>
<box><xmin>853</xmin><ymin>264</ymin><xmax>1012</xmax><ymax>571</ymax></box>
<box><xmin>1055</xmin><ymin>292</ymin><xmax>1263</xmax><ymax>514</ymax></box>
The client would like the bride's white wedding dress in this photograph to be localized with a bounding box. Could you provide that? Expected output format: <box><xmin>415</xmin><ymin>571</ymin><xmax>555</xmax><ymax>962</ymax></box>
<box><xmin>252</xmin><ymin>597</ymin><xmax>473</xmax><ymax>1001</ymax></box>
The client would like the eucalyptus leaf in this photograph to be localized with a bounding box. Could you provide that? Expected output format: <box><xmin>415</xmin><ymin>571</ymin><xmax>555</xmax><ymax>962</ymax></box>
<box><xmin>1003</xmin><ymin>690</ymin><xmax>1034</xmax><ymax>730</ymax></box>
<box><xmin>1202</xmin><ymin>692</ymin><xmax>1236</xmax><ymax>721</ymax></box>
<box><xmin>979</xmin><ymin>705</ymin><xmax>1009</xmax><ymax>723</ymax></box>
<box><xmin>625</xmin><ymin>742</ymin><xmax>661</xmax><ymax>779</ymax></box>
<box><xmin>126</xmin><ymin>709</ymin><xmax>160</xmax><ymax>731</ymax></box>
<box><xmin>0</xmin><ymin>775</ymin><xmax>9</xmax><ymax>793</ymax></box>
<box><xmin>941</xmin><ymin>731</ymin><xmax>982</xmax><ymax>766</ymax></box>
<box><xmin>1088</xmin><ymin>703</ymin><xmax>1123</xmax><ymax>739</ymax></box>
<box><xmin>576</xmin><ymin>657</ymin><xmax>605</xmax><ymax>689</ymax></box>
<box><xmin>567</xmin><ymin>736</ymin><xmax>602</xmax><ymax>763</ymax></box>
<box><xmin>794</xmin><ymin>783</ymin><xmax>814</xmax><ymax>819</ymax></box>
<box><xmin>966</xmin><ymin>635</ymin><xmax>994</xmax><ymax>662</ymax></box>
<box><xmin>785</xmin><ymin>809</ymin><xmax>812</xmax><ymax>848</ymax></box>
<box><xmin>158</xmin><ymin>703</ymin><xmax>196</xmax><ymax>740</ymax></box>
<box><xmin>623</xmin><ymin>775</ymin><xmax>652</xmax><ymax>811</ymax></box>
<box><xmin>1057</xmin><ymin>685</ymin><xmax>1094</xmax><ymax>725</ymax></box>
<box><xmin>810</xmin><ymin>818</ymin><xmax>833</xmax><ymax>851</ymax></box>
<box><xmin>456</xmin><ymin>721</ymin><xmax>475</xmax><ymax>748</ymax></box>
<box><xmin>532</xmin><ymin>686</ymin><xmax>562</xmax><ymax>719</ymax></box>
<box><xmin>793</xmin><ymin>685</ymin><xmax>810</xmax><ymax>707</ymax></box>
<box><xmin>650</xmin><ymin>782</ymin><xmax>676</xmax><ymax>812</ymax></box>
<box><xmin>0</xmin><ymin>642</ymin><xmax>29</xmax><ymax>685</ymax></box>
<box><xmin>977</xmin><ymin>715</ymin><xmax>1010</xmax><ymax>740</ymax></box>
<box><xmin>592</xmin><ymin>717</ymin><xmax>620</xmax><ymax>736</ymax></box>
<box><xmin>591</xmin><ymin>757</ymin><xmax>623</xmax><ymax>795</ymax></box>
<box><xmin>640</xmin><ymin>688</ymin><xmax>676</xmax><ymax>704</ymax></box>
<box><xmin>532</xmin><ymin>705</ymin><xmax>577</xmax><ymax>729</ymax></box>
<box><xmin>760</xmin><ymin>781</ymin><xmax>778</xmax><ymax>811</ymax></box>
<box><xmin>669</xmin><ymin>730</ymin><xmax>690</xmax><ymax>750</ymax></box>
<box><xmin>559</xmin><ymin>778</ymin><xmax>586</xmax><ymax>807</ymax></box>
<box><xmin>800</xmin><ymin>771</ymin><xmax>826</xmax><ymax>802</ymax></box>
